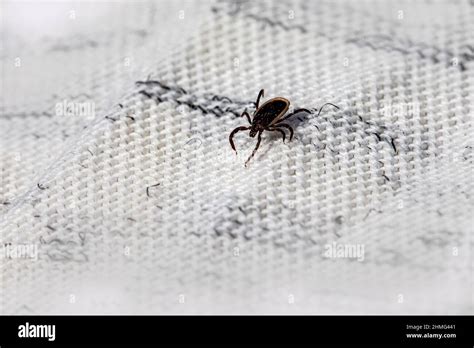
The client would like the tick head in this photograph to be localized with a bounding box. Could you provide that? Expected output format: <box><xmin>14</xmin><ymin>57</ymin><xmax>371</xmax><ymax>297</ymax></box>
<box><xmin>249</xmin><ymin>128</ymin><xmax>257</xmax><ymax>138</ymax></box>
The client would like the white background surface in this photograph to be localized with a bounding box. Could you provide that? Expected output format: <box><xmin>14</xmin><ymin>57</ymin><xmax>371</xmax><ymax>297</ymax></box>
<box><xmin>1</xmin><ymin>0</ymin><xmax>472</xmax><ymax>314</ymax></box>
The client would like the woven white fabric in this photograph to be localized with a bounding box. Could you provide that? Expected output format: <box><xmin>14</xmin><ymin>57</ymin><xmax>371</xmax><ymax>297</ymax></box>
<box><xmin>1</xmin><ymin>0</ymin><xmax>473</xmax><ymax>314</ymax></box>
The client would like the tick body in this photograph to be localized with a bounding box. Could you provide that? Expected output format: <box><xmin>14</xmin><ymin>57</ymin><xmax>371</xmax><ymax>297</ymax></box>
<box><xmin>229</xmin><ymin>89</ymin><xmax>339</xmax><ymax>166</ymax></box>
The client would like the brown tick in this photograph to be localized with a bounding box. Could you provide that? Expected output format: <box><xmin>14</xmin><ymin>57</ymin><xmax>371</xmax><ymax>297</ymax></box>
<box><xmin>229</xmin><ymin>89</ymin><xmax>339</xmax><ymax>166</ymax></box>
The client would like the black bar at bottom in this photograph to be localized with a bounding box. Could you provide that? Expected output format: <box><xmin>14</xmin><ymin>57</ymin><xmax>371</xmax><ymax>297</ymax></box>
<box><xmin>0</xmin><ymin>315</ymin><xmax>472</xmax><ymax>346</ymax></box>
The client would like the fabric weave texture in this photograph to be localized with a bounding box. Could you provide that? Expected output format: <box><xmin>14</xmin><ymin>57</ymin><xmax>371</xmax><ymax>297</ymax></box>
<box><xmin>0</xmin><ymin>0</ymin><xmax>473</xmax><ymax>314</ymax></box>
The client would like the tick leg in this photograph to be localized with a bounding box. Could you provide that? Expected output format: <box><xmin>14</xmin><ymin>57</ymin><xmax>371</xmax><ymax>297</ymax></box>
<box><xmin>245</xmin><ymin>130</ymin><xmax>263</xmax><ymax>167</ymax></box>
<box><xmin>276</xmin><ymin>108</ymin><xmax>311</xmax><ymax>123</ymax></box>
<box><xmin>267</xmin><ymin>126</ymin><xmax>286</xmax><ymax>143</ymax></box>
<box><xmin>241</xmin><ymin>109</ymin><xmax>252</xmax><ymax>124</ymax></box>
<box><xmin>256</xmin><ymin>89</ymin><xmax>264</xmax><ymax>109</ymax></box>
<box><xmin>229</xmin><ymin>126</ymin><xmax>251</xmax><ymax>154</ymax></box>
<box><xmin>317</xmin><ymin>103</ymin><xmax>340</xmax><ymax>116</ymax></box>
<box><xmin>274</xmin><ymin>123</ymin><xmax>293</xmax><ymax>141</ymax></box>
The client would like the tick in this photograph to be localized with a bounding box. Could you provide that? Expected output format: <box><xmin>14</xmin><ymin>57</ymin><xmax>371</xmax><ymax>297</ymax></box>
<box><xmin>229</xmin><ymin>89</ymin><xmax>339</xmax><ymax>166</ymax></box>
